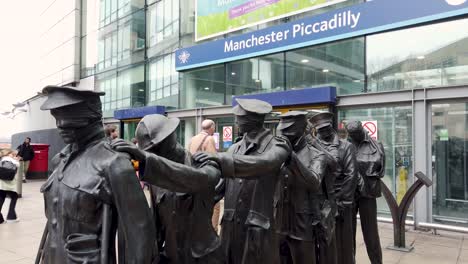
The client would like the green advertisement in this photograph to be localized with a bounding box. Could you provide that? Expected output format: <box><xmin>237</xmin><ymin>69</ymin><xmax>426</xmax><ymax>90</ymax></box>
<box><xmin>196</xmin><ymin>0</ymin><xmax>347</xmax><ymax>41</ymax></box>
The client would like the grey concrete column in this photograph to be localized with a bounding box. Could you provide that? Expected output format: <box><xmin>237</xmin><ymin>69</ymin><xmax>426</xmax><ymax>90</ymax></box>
<box><xmin>412</xmin><ymin>96</ymin><xmax>431</xmax><ymax>226</ymax></box>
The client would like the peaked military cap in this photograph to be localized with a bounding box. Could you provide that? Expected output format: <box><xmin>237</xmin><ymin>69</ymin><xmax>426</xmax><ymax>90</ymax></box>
<box><xmin>309</xmin><ymin>112</ymin><xmax>334</xmax><ymax>129</ymax></box>
<box><xmin>40</xmin><ymin>85</ymin><xmax>105</xmax><ymax>110</ymax></box>
<box><xmin>136</xmin><ymin>114</ymin><xmax>180</xmax><ymax>151</ymax></box>
<box><xmin>232</xmin><ymin>98</ymin><xmax>272</xmax><ymax>116</ymax></box>
<box><xmin>277</xmin><ymin>111</ymin><xmax>308</xmax><ymax>130</ymax></box>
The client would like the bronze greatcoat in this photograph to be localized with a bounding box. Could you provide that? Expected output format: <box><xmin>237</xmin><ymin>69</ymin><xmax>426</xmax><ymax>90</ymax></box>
<box><xmin>274</xmin><ymin>136</ymin><xmax>327</xmax><ymax>264</ymax></box>
<box><xmin>217</xmin><ymin>128</ymin><xmax>291</xmax><ymax>264</ymax></box>
<box><xmin>308</xmin><ymin>135</ymin><xmax>338</xmax><ymax>264</ymax></box>
<box><xmin>41</xmin><ymin>136</ymin><xmax>155</xmax><ymax>264</ymax></box>
<box><xmin>141</xmin><ymin>143</ymin><xmax>223</xmax><ymax>264</ymax></box>
<box><xmin>352</xmin><ymin>133</ymin><xmax>385</xmax><ymax>264</ymax></box>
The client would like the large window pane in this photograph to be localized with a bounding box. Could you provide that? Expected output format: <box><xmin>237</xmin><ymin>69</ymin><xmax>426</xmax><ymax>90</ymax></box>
<box><xmin>96</xmin><ymin>65</ymin><xmax>145</xmax><ymax>117</ymax></box>
<box><xmin>118</xmin><ymin>0</ymin><xmax>144</xmax><ymax>18</ymax></box>
<box><xmin>97</xmin><ymin>10</ymin><xmax>145</xmax><ymax>73</ymax></box>
<box><xmin>432</xmin><ymin>102</ymin><xmax>468</xmax><ymax>225</ymax></box>
<box><xmin>96</xmin><ymin>70</ymin><xmax>117</xmax><ymax>117</ymax></box>
<box><xmin>148</xmin><ymin>53</ymin><xmax>179</xmax><ymax>109</ymax></box>
<box><xmin>181</xmin><ymin>65</ymin><xmax>225</xmax><ymax>109</ymax></box>
<box><xmin>147</xmin><ymin>0</ymin><xmax>180</xmax><ymax>58</ymax></box>
<box><xmin>117</xmin><ymin>10</ymin><xmax>145</xmax><ymax>67</ymax></box>
<box><xmin>286</xmin><ymin>38</ymin><xmax>365</xmax><ymax>95</ymax></box>
<box><xmin>338</xmin><ymin>106</ymin><xmax>413</xmax><ymax>216</ymax></box>
<box><xmin>226</xmin><ymin>53</ymin><xmax>284</xmax><ymax>104</ymax></box>
<box><xmin>119</xmin><ymin>64</ymin><xmax>145</xmax><ymax>108</ymax></box>
<box><xmin>367</xmin><ymin>18</ymin><xmax>468</xmax><ymax>93</ymax></box>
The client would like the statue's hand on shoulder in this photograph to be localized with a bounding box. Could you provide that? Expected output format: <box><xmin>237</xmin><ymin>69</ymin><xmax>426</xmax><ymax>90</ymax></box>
<box><xmin>111</xmin><ymin>139</ymin><xmax>147</xmax><ymax>161</ymax></box>
<box><xmin>192</xmin><ymin>152</ymin><xmax>220</xmax><ymax>165</ymax></box>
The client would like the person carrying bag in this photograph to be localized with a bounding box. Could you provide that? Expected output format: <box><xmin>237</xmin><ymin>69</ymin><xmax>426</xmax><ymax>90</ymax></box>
<box><xmin>0</xmin><ymin>149</ymin><xmax>21</xmax><ymax>224</ymax></box>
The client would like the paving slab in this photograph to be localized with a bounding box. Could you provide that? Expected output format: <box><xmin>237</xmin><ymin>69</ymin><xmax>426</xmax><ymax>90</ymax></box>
<box><xmin>1</xmin><ymin>180</ymin><xmax>467</xmax><ymax>264</ymax></box>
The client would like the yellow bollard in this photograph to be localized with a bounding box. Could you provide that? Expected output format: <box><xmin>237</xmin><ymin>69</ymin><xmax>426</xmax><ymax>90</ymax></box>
<box><xmin>397</xmin><ymin>166</ymin><xmax>408</xmax><ymax>204</ymax></box>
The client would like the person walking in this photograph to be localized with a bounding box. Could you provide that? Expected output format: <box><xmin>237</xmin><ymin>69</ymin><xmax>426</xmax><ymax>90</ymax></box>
<box><xmin>189</xmin><ymin>119</ymin><xmax>217</xmax><ymax>154</ymax></box>
<box><xmin>189</xmin><ymin>119</ymin><xmax>221</xmax><ymax>233</ymax></box>
<box><xmin>0</xmin><ymin>149</ymin><xmax>21</xmax><ymax>223</ymax></box>
<box><xmin>16</xmin><ymin>137</ymin><xmax>34</xmax><ymax>183</ymax></box>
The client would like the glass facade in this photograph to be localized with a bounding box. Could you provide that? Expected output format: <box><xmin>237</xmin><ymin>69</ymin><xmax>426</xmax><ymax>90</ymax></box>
<box><xmin>81</xmin><ymin>1</ymin><xmax>468</xmax><ymax>115</ymax></box>
<box><xmin>147</xmin><ymin>0</ymin><xmax>179</xmax><ymax>50</ymax></box>
<box><xmin>97</xmin><ymin>64</ymin><xmax>145</xmax><ymax>116</ymax></box>
<box><xmin>432</xmin><ymin>102</ymin><xmax>468</xmax><ymax>223</ymax></box>
<box><xmin>148</xmin><ymin>54</ymin><xmax>179</xmax><ymax>109</ymax></box>
<box><xmin>338</xmin><ymin>106</ymin><xmax>413</xmax><ymax>214</ymax></box>
<box><xmin>227</xmin><ymin>53</ymin><xmax>284</xmax><ymax>104</ymax></box>
<box><xmin>367</xmin><ymin>18</ymin><xmax>468</xmax><ymax>92</ymax></box>
<box><xmin>286</xmin><ymin>38</ymin><xmax>365</xmax><ymax>94</ymax></box>
<box><xmin>181</xmin><ymin>65</ymin><xmax>226</xmax><ymax>109</ymax></box>
<box><xmin>79</xmin><ymin>1</ymin><xmax>468</xmax><ymax>226</ymax></box>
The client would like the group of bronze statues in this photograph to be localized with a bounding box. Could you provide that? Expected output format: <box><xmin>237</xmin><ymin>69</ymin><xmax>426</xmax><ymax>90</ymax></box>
<box><xmin>36</xmin><ymin>86</ymin><xmax>386</xmax><ymax>264</ymax></box>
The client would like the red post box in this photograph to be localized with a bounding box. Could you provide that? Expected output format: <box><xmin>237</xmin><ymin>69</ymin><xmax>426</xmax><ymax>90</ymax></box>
<box><xmin>27</xmin><ymin>144</ymin><xmax>50</xmax><ymax>179</ymax></box>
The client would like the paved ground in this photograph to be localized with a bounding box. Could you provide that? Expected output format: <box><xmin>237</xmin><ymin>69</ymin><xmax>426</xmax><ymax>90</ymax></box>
<box><xmin>0</xmin><ymin>180</ymin><xmax>467</xmax><ymax>263</ymax></box>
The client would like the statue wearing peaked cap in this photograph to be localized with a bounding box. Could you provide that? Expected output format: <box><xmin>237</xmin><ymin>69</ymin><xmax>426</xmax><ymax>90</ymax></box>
<box><xmin>36</xmin><ymin>86</ymin><xmax>155</xmax><ymax>264</ymax></box>
<box><xmin>194</xmin><ymin>98</ymin><xmax>292</xmax><ymax>264</ymax></box>
<box><xmin>274</xmin><ymin>111</ymin><xmax>328</xmax><ymax>264</ymax></box>
<box><xmin>346</xmin><ymin>120</ymin><xmax>385</xmax><ymax>264</ymax></box>
<box><xmin>112</xmin><ymin>114</ymin><xmax>224</xmax><ymax>264</ymax></box>
<box><xmin>309</xmin><ymin>112</ymin><xmax>358</xmax><ymax>264</ymax></box>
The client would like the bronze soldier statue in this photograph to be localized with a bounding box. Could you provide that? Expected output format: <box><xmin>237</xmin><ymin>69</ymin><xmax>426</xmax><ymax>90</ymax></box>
<box><xmin>37</xmin><ymin>86</ymin><xmax>155</xmax><ymax>264</ymax></box>
<box><xmin>275</xmin><ymin>111</ymin><xmax>327</xmax><ymax>264</ymax></box>
<box><xmin>346</xmin><ymin>121</ymin><xmax>385</xmax><ymax>264</ymax></box>
<box><xmin>194</xmin><ymin>98</ymin><xmax>291</xmax><ymax>264</ymax></box>
<box><xmin>305</xmin><ymin>114</ymin><xmax>338</xmax><ymax>264</ymax></box>
<box><xmin>309</xmin><ymin>113</ymin><xmax>358</xmax><ymax>264</ymax></box>
<box><xmin>112</xmin><ymin>114</ymin><xmax>223</xmax><ymax>264</ymax></box>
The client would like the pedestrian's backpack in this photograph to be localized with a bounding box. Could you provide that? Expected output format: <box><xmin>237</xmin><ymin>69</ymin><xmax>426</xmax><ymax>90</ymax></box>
<box><xmin>0</xmin><ymin>160</ymin><xmax>17</xmax><ymax>181</ymax></box>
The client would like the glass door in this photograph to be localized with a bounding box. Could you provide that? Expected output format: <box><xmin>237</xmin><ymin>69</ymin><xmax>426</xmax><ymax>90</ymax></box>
<box><xmin>122</xmin><ymin>120</ymin><xmax>139</xmax><ymax>141</ymax></box>
<box><xmin>431</xmin><ymin>102</ymin><xmax>468</xmax><ymax>225</ymax></box>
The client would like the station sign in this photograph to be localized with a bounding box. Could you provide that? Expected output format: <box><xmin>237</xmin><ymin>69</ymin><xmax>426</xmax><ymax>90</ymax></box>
<box><xmin>177</xmin><ymin>0</ymin><xmax>468</xmax><ymax>71</ymax></box>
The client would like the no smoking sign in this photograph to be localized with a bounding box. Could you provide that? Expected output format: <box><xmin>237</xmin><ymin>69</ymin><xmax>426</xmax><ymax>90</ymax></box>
<box><xmin>223</xmin><ymin>126</ymin><xmax>233</xmax><ymax>142</ymax></box>
<box><xmin>362</xmin><ymin>120</ymin><xmax>378</xmax><ymax>140</ymax></box>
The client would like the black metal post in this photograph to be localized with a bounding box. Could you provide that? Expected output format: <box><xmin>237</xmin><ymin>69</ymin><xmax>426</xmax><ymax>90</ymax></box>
<box><xmin>381</xmin><ymin>171</ymin><xmax>433</xmax><ymax>252</ymax></box>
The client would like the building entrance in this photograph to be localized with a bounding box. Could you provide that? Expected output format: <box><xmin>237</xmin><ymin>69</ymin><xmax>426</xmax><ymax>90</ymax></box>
<box><xmin>431</xmin><ymin>101</ymin><xmax>468</xmax><ymax>225</ymax></box>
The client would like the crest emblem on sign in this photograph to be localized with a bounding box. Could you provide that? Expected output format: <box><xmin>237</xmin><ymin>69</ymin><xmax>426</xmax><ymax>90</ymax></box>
<box><xmin>178</xmin><ymin>50</ymin><xmax>191</xmax><ymax>64</ymax></box>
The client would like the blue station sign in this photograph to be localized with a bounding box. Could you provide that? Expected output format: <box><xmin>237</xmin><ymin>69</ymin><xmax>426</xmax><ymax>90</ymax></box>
<box><xmin>176</xmin><ymin>0</ymin><xmax>468</xmax><ymax>71</ymax></box>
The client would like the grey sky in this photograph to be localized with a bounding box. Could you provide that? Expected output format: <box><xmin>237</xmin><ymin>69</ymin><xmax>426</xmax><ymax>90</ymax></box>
<box><xmin>0</xmin><ymin>1</ymin><xmax>41</xmax><ymax>139</ymax></box>
<box><xmin>0</xmin><ymin>1</ymin><xmax>40</xmax><ymax>109</ymax></box>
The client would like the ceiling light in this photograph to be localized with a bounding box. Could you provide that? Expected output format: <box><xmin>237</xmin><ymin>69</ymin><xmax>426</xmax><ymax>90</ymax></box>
<box><xmin>353</xmin><ymin>79</ymin><xmax>361</xmax><ymax>83</ymax></box>
<box><xmin>417</xmin><ymin>56</ymin><xmax>425</xmax><ymax>60</ymax></box>
<box><xmin>322</xmin><ymin>69</ymin><xmax>329</xmax><ymax>73</ymax></box>
<box><xmin>301</xmin><ymin>59</ymin><xmax>309</xmax><ymax>63</ymax></box>
<box><xmin>138</xmin><ymin>89</ymin><xmax>145</xmax><ymax>92</ymax></box>
<box><xmin>231</xmin><ymin>72</ymin><xmax>236</xmax><ymax>75</ymax></box>
<box><xmin>204</xmin><ymin>87</ymin><xmax>210</xmax><ymax>90</ymax></box>
<box><xmin>255</xmin><ymin>79</ymin><xmax>261</xmax><ymax>83</ymax></box>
